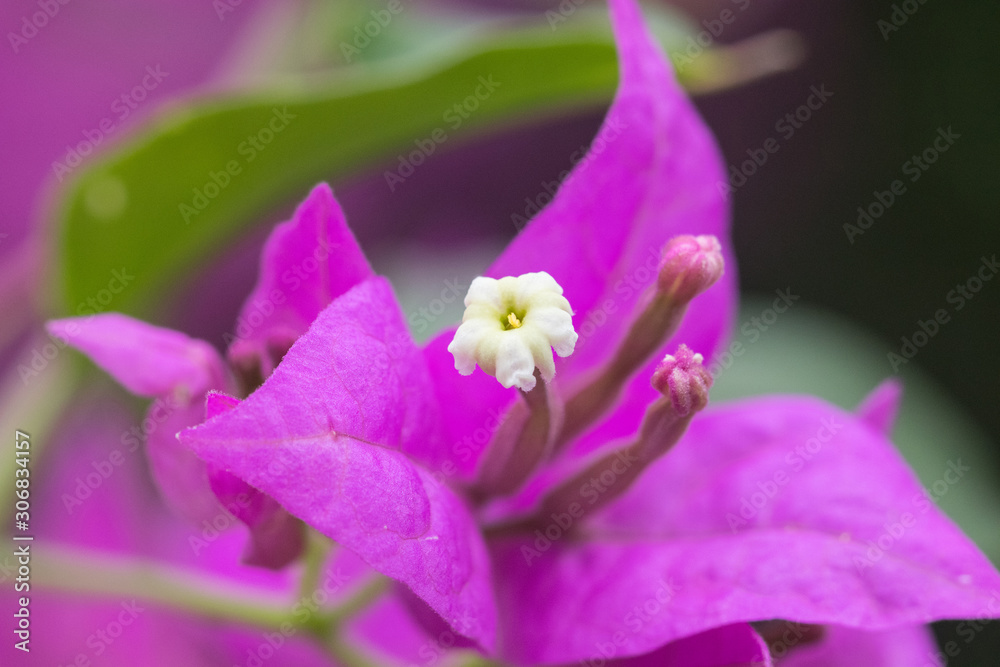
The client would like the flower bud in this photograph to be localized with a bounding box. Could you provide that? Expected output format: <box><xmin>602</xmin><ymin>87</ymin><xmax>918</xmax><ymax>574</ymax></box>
<box><xmin>657</xmin><ymin>235</ymin><xmax>725</xmax><ymax>302</ymax></box>
<box><xmin>651</xmin><ymin>344</ymin><xmax>713</xmax><ymax>417</ymax></box>
<box><xmin>525</xmin><ymin>346</ymin><xmax>711</xmax><ymax>524</ymax></box>
<box><xmin>557</xmin><ymin>238</ymin><xmax>723</xmax><ymax>449</ymax></box>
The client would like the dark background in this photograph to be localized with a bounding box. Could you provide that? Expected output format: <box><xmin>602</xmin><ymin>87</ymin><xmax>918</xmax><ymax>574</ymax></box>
<box><xmin>688</xmin><ymin>0</ymin><xmax>1000</xmax><ymax>662</ymax></box>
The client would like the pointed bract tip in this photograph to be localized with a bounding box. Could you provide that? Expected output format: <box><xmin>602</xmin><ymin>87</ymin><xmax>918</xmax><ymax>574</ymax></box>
<box><xmin>652</xmin><ymin>344</ymin><xmax>713</xmax><ymax>417</ymax></box>
<box><xmin>856</xmin><ymin>377</ymin><xmax>904</xmax><ymax>436</ymax></box>
<box><xmin>657</xmin><ymin>235</ymin><xmax>725</xmax><ymax>302</ymax></box>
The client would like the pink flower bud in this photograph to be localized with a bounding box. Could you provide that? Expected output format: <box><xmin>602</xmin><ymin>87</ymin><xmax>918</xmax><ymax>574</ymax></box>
<box><xmin>651</xmin><ymin>344</ymin><xmax>713</xmax><ymax>416</ymax></box>
<box><xmin>657</xmin><ymin>235</ymin><xmax>725</xmax><ymax>302</ymax></box>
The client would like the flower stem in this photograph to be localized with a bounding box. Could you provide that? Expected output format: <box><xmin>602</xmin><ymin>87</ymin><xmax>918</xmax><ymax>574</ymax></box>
<box><xmin>298</xmin><ymin>529</ymin><xmax>334</xmax><ymax>601</ymax></box>
<box><xmin>325</xmin><ymin>633</ymin><xmax>383</xmax><ymax>667</ymax></box>
<box><xmin>34</xmin><ymin>545</ymin><xmax>292</xmax><ymax>629</ymax></box>
<box><xmin>35</xmin><ymin>544</ymin><xmax>390</xmax><ymax>632</ymax></box>
<box><xmin>0</xmin><ymin>348</ymin><xmax>80</xmax><ymax>525</ymax></box>
<box><xmin>35</xmin><ymin>545</ymin><xmax>440</xmax><ymax>667</ymax></box>
<box><xmin>473</xmin><ymin>370</ymin><xmax>563</xmax><ymax>498</ymax></box>
<box><xmin>458</xmin><ymin>656</ymin><xmax>509</xmax><ymax>667</ymax></box>
<box><xmin>325</xmin><ymin>575</ymin><xmax>391</xmax><ymax>625</ymax></box>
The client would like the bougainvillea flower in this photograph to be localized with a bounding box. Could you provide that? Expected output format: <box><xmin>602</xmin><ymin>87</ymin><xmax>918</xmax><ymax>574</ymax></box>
<box><xmin>51</xmin><ymin>0</ymin><xmax>1000</xmax><ymax>664</ymax></box>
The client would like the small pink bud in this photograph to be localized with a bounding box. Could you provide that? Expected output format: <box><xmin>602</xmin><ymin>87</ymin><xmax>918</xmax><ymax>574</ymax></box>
<box><xmin>657</xmin><ymin>235</ymin><xmax>725</xmax><ymax>302</ymax></box>
<box><xmin>651</xmin><ymin>344</ymin><xmax>713</xmax><ymax>416</ymax></box>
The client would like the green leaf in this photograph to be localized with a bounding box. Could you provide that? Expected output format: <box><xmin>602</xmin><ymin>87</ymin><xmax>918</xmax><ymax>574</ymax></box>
<box><xmin>50</xmin><ymin>0</ymin><xmax>715</xmax><ymax>320</ymax></box>
<box><xmin>52</xmin><ymin>28</ymin><xmax>628</xmax><ymax>319</ymax></box>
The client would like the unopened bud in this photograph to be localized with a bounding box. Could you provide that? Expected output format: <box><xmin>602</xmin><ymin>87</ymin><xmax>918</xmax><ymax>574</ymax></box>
<box><xmin>651</xmin><ymin>344</ymin><xmax>713</xmax><ymax>417</ymax></box>
<box><xmin>657</xmin><ymin>235</ymin><xmax>724</xmax><ymax>302</ymax></box>
<box><xmin>557</xmin><ymin>238</ymin><xmax>722</xmax><ymax>448</ymax></box>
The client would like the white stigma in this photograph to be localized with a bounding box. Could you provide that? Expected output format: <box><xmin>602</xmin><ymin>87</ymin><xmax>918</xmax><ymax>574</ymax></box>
<box><xmin>447</xmin><ymin>272</ymin><xmax>577</xmax><ymax>391</ymax></box>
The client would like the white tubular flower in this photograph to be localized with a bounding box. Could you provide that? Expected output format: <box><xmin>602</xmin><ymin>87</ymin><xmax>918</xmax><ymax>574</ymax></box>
<box><xmin>447</xmin><ymin>272</ymin><xmax>577</xmax><ymax>391</ymax></box>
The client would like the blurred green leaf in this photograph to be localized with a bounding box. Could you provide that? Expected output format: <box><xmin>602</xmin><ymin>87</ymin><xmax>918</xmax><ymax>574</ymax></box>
<box><xmin>53</xmin><ymin>24</ymin><xmax>633</xmax><ymax>318</ymax></box>
<box><xmin>51</xmin><ymin>1</ymin><xmax>713</xmax><ymax>319</ymax></box>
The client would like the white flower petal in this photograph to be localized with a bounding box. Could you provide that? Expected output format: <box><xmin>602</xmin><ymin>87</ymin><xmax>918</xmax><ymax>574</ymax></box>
<box><xmin>464</xmin><ymin>276</ymin><xmax>503</xmax><ymax>311</ymax></box>
<box><xmin>448</xmin><ymin>271</ymin><xmax>577</xmax><ymax>390</ymax></box>
<box><xmin>495</xmin><ymin>335</ymin><xmax>537</xmax><ymax>391</ymax></box>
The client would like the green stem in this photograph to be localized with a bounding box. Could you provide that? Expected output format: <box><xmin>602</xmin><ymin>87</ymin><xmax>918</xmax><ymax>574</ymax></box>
<box><xmin>326</xmin><ymin>574</ymin><xmax>391</xmax><ymax>625</ymax></box>
<box><xmin>0</xmin><ymin>346</ymin><xmax>80</xmax><ymax>525</ymax></box>
<box><xmin>325</xmin><ymin>633</ymin><xmax>383</xmax><ymax>667</ymax></box>
<box><xmin>34</xmin><ymin>545</ymin><xmax>291</xmax><ymax>628</ymax></box>
<box><xmin>298</xmin><ymin>530</ymin><xmax>334</xmax><ymax>601</ymax></box>
<box><xmin>36</xmin><ymin>543</ymin><xmax>394</xmax><ymax>667</ymax></box>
